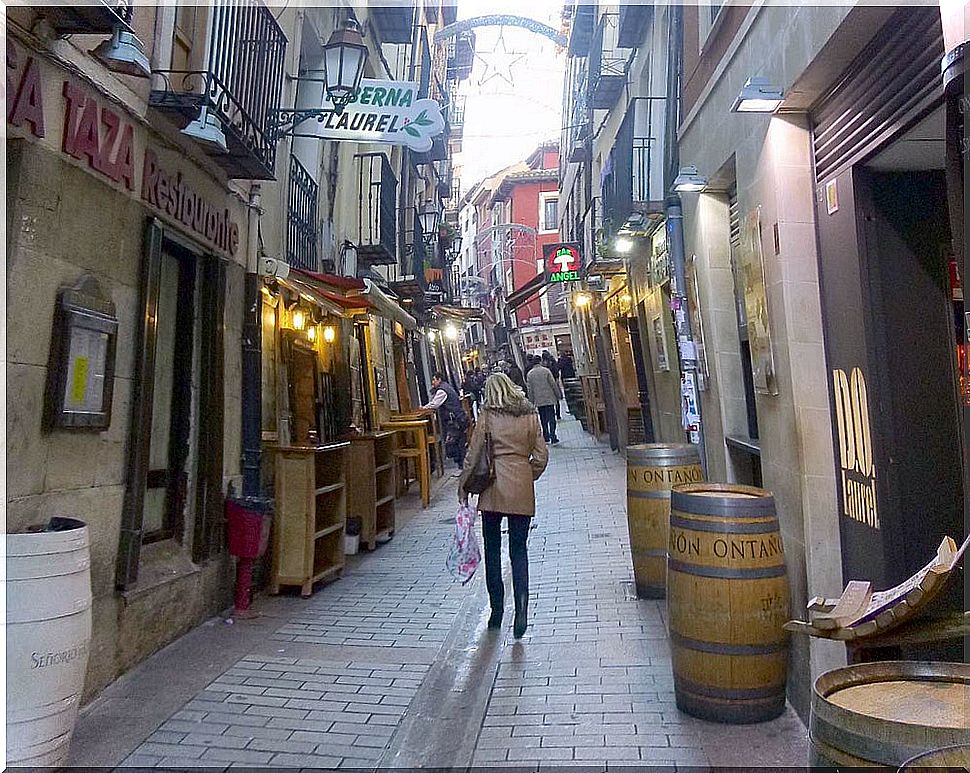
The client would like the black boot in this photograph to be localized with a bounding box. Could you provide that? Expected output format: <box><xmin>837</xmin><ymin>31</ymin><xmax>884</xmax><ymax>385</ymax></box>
<box><xmin>487</xmin><ymin>608</ymin><xmax>503</xmax><ymax>628</ymax></box>
<box><xmin>513</xmin><ymin>593</ymin><xmax>528</xmax><ymax>639</ymax></box>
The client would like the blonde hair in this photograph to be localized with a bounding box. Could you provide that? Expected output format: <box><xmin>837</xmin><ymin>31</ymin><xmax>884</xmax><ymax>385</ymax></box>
<box><xmin>482</xmin><ymin>372</ymin><xmax>529</xmax><ymax>412</ymax></box>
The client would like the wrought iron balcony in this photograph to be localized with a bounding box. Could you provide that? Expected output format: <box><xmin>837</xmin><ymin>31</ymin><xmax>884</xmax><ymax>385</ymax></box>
<box><xmin>617</xmin><ymin>4</ymin><xmax>653</xmax><ymax>48</ymax></box>
<box><xmin>357</xmin><ymin>153</ymin><xmax>399</xmax><ymax>267</ymax></box>
<box><xmin>567</xmin><ymin>2</ymin><xmax>596</xmax><ymax>57</ymax></box>
<box><xmin>37</xmin><ymin>0</ymin><xmax>132</xmax><ymax>34</ymax></box>
<box><xmin>446</xmin><ymin>31</ymin><xmax>476</xmax><ymax>81</ymax></box>
<box><xmin>150</xmin><ymin>0</ymin><xmax>286</xmax><ymax>180</ymax></box>
<box><xmin>564</xmin><ymin>58</ymin><xmax>591</xmax><ymax>163</ymax></box>
<box><xmin>601</xmin><ymin>97</ymin><xmax>665</xmax><ymax>237</ymax></box>
<box><xmin>589</xmin><ymin>13</ymin><xmax>627</xmax><ymax>110</ymax></box>
<box><xmin>286</xmin><ymin>156</ymin><xmax>318</xmax><ymax>271</ymax></box>
<box><xmin>370</xmin><ymin>5</ymin><xmax>415</xmax><ymax>44</ymax></box>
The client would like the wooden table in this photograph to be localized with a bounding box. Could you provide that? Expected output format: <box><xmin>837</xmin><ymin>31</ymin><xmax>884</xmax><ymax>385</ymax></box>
<box><xmin>381</xmin><ymin>419</ymin><xmax>431</xmax><ymax>508</ymax></box>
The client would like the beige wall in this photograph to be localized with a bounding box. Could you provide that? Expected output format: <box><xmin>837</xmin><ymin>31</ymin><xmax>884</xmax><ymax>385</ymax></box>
<box><xmin>678</xmin><ymin>4</ymin><xmax>852</xmax><ymax>719</ymax></box>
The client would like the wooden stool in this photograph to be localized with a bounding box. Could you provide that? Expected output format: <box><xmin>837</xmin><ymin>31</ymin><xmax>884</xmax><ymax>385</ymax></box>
<box><xmin>427</xmin><ymin>413</ymin><xmax>445</xmax><ymax>479</ymax></box>
<box><xmin>383</xmin><ymin>420</ymin><xmax>430</xmax><ymax>508</ymax></box>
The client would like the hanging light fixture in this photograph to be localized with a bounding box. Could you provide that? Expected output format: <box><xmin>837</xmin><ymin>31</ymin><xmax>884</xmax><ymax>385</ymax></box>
<box><xmin>673</xmin><ymin>165</ymin><xmax>708</xmax><ymax>193</ymax></box>
<box><xmin>449</xmin><ymin>234</ymin><xmax>463</xmax><ymax>260</ymax></box>
<box><xmin>323</xmin><ymin>325</ymin><xmax>337</xmax><ymax>343</ymax></box>
<box><xmin>614</xmin><ymin>237</ymin><xmax>634</xmax><ymax>254</ymax></box>
<box><xmin>307</xmin><ymin>325</ymin><xmax>317</xmax><ymax>342</ymax></box>
<box><xmin>292</xmin><ymin>308</ymin><xmax>306</xmax><ymax>330</ymax></box>
<box><xmin>418</xmin><ymin>205</ymin><xmax>440</xmax><ymax>242</ymax></box>
<box><xmin>182</xmin><ymin>105</ymin><xmax>228</xmax><ymax>153</ymax></box>
<box><xmin>731</xmin><ymin>77</ymin><xmax>785</xmax><ymax>113</ymax></box>
<box><xmin>91</xmin><ymin>25</ymin><xmax>151</xmax><ymax>78</ymax></box>
<box><xmin>323</xmin><ymin>18</ymin><xmax>369</xmax><ymax>115</ymax></box>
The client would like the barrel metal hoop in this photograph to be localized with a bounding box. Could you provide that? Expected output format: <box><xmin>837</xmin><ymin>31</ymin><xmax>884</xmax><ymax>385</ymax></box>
<box><xmin>670</xmin><ymin>631</ymin><xmax>787</xmax><ymax>656</ymax></box>
<box><xmin>811</xmin><ymin>717</ymin><xmax>928</xmax><ymax>767</ymax></box>
<box><xmin>670</xmin><ymin>493</ymin><xmax>776</xmax><ymax>517</ymax></box>
<box><xmin>628</xmin><ymin>489</ymin><xmax>670</xmax><ymax>500</ymax></box>
<box><xmin>674</xmin><ymin>673</ymin><xmax>785</xmax><ymax>700</ymax></box>
<box><xmin>668</xmin><ymin>558</ymin><xmax>787</xmax><ymax>580</ymax></box>
<box><xmin>669</xmin><ymin>515</ymin><xmax>780</xmax><ymax>534</ymax></box>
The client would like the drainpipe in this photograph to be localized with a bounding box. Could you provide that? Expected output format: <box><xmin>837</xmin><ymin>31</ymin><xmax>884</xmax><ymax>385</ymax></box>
<box><xmin>663</xmin><ymin>4</ymin><xmax>708</xmax><ymax>475</ymax></box>
<box><xmin>241</xmin><ymin>184</ymin><xmax>263</xmax><ymax>499</ymax></box>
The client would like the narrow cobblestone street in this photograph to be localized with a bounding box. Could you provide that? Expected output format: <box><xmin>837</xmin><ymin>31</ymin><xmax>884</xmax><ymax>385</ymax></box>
<box><xmin>70</xmin><ymin>412</ymin><xmax>808</xmax><ymax>769</ymax></box>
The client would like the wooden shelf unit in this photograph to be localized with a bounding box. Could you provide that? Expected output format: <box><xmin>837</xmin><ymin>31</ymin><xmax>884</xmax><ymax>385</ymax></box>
<box><xmin>347</xmin><ymin>431</ymin><xmax>398</xmax><ymax>550</ymax></box>
<box><xmin>268</xmin><ymin>442</ymin><xmax>349</xmax><ymax>597</ymax></box>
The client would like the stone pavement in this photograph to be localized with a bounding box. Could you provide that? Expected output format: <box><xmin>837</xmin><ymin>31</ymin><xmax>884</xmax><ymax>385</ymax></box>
<box><xmin>70</xmin><ymin>409</ymin><xmax>808</xmax><ymax>770</ymax></box>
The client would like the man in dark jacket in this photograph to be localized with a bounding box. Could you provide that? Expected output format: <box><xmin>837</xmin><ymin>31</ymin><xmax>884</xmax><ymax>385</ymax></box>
<box><xmin>421</xmin><ymin>372</ymin><xmax>468</xmax><ymax>468</ymax></box>
<box><xmin>558</xmin><ymin>352</ymin><xmax>576</xmax><ymax>380</ymax></box>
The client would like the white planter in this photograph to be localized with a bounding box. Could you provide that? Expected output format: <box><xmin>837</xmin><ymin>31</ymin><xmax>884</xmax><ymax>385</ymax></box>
<box><xmin>344</xmin><ymin>534</ymin><xmax>360</xmax><ymax>555</ymax></box>
<box><xmin>6</xmin><ymin>518</ymin><xmax>92</xmax><ymax>768</ymax></box>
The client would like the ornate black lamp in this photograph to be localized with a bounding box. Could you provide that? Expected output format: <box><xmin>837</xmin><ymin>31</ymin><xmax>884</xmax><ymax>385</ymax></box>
<box><xmin>323</xmin><ymin>18</ymin><xmax>368</xmax><ymax>115</ymax></box>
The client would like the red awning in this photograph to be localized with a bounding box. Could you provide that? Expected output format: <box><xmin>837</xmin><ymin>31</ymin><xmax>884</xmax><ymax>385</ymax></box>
<box><xmin>319</xmin><ymin>289</ymin><xmax>371</xmax><ymax>310</ymax></box>
<box><xmin>505</xmin><ymin>273</ymin><xmax>545</xmax><ymax>311</ymax></box>
<box><xmin>293</xmin><ymin>268</ymin><xmax>366</xmax><ymax>291</ymax></box>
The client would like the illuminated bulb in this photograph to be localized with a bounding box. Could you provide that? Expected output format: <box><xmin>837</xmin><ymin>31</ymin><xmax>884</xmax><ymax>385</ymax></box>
<box><xmin>615</xmin><ymin>237</ymin><xmax>634</xmax><ymax>254</ymax></box>
<box><xmin>292</xmin><ymin>309</ymin><xmax>306</xmax><ymax>330</ymax></box>
<box><xmin>306</xmin><ymin>326</ymin><xmax>317</xmax><ymax>342</ymax></box>
<box><xmin>322</xmin><ymin>325</ymin><xmax>336</xmax><ymax>343</ymax></box>
<box><xmin>621</xmin><ymin>293</ymin><xmax>633</xmax><ymax>304</ymax></box>
<box><xmin>574</xmin><ymin>293</ymin><xmax>592</xmax><ymax>308</ymax></box>
<box><xmin>428</xmin><ymin>329</ymin><xmax>437</xmax><ymax>341</ymax></box>
<box><xmin>444</xmin><ymin>324</ymin><xmax>459</xmax><ymax>341</ymax></box>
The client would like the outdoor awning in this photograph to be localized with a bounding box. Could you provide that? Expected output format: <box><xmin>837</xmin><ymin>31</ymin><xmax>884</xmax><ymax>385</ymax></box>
<box><xmin>276</xmin><ymin>275</ymin><xmax>346</xmax><ymax>318</ymax></box>
<box><xmin>293</xmin><ymin>268</ymin><xmax>366</xmax><ymax>292</ymax></box>
<box><xmin>355</xmin><ymin>279</ymin><xmax>417</xmax><ymax>330</ymax></box>
<box><xmin>505</xmin><ymin>273</ymin><xmax>546</xmax><ymax>312</ymax></box>
<box><xmin>431</xmin><ymin>304</ymin><xmax>484</xmax><ymax>321</ymax></box>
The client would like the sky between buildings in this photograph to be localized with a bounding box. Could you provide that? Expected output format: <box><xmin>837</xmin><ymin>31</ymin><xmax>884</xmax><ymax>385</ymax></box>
<box><xmin>454</xmin><ymin>0</ymin><xmax>567</xmax><ymax>192</ymax></box>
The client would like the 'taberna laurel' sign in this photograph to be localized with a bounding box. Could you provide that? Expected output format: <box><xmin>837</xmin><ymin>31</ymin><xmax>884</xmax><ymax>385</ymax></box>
<box><xmin>309</xmin><ymin>79</ymin><xmax>445</xmax><ymax>152</ymax></box>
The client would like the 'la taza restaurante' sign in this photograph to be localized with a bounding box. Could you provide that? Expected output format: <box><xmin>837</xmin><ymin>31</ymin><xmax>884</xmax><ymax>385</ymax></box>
<box><xmin>306</xmin><ymin>79</ymin><xmax>445</xmax><ymax>152</ymax></box>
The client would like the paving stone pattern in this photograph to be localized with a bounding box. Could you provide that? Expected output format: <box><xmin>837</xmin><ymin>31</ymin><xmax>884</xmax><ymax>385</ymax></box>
<box><xmin>111</xmin><ymin>414</ymin><xmax>807</xmax><ymax>769</ymax></box>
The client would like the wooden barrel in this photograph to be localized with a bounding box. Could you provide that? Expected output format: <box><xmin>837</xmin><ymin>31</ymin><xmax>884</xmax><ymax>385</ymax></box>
<box><xmin>6</xmin><ymin>518</ymin><xmax>93</xmax><ymax>767</ymax></box>
<box><xmin>625</xmin><ymin>444</ymin><xmax>702</xmax><ymax>599</ymax></box>
<box><xmin>810</xmin><ymin>662</ymin><xmax>970</xmax><ymax>767</ymax></box>
<box><xmin>901</xmin><ymin>744</ymin><xmax>970</xmax><ymax>771</ymax></box>
<box><xmin>667</xmin><ymin>483</ymin><xmax>789</xmax><ymax>723</ymax></box>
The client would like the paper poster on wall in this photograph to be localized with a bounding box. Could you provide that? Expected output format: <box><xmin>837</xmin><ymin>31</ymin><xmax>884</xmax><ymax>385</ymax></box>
<box><xmin>738</xmin><ymin>207</ymin><xmax>779</xmax><ymax>395</ymax></box>
<box><xmin>650</xmin><ymin>314</ymin><xmax>670</xmax><ymax>372</ymax></box>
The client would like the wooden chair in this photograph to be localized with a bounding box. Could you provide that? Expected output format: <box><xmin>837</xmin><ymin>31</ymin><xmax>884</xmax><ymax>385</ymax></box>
<box><xmin>383</xmin><ymin>419</ymin><xmax>430</xmax><ymax>508</ymax></box>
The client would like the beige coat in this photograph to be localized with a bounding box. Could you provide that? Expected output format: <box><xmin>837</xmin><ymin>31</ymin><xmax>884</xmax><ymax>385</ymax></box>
<box><xmin>458</xmin><ymin>406</ymin><xmax>549</xmax><ymax>516</ymax></box>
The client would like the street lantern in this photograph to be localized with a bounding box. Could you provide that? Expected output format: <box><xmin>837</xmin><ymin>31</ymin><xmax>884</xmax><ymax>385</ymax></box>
<box><xmin>323</xmin><ymin>18</ymin><xmax>368</xmax><ymax>115</ymax></box>
<box><xmin>449</xmin><ymin>234</ymin><xmax>463</xmax><ymax>260</ymax></box>
<box><xmin>418</xmin><ymin>205</ymin><xmax>440</xmax><ymax>241</ymax></box>
<box><xmin>673</xmin><ymin>165</ymin><xmax>708</xmax><ymax>193</ymax></box>
<box><xmin>731</xmin><ymin>77</ymin><xmax>784</xmax><ymax>113</ymax></box>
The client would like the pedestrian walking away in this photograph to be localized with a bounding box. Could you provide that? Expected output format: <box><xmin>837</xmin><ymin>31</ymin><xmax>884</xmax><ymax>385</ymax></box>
<box><xmin>420</xmin><ymin>372</ymin><xmax>468</xmax><ymax>469</ymax></box>
<box><xmin>542</xmin><ymin>351</ymin><xmax>562</xmax><ymax>420</ymax></box>
<box><xmin>557</xmin><ymin>351</ymin><xmax>575</xmax><ymax>380</ymax></box>
<box><xmin>458</xmin><ymin>373</ymin><xmax>548</xmax><ymax>638</ymax></box>
<box><xmin>526</xmin><ymin>359</ymin><xmax>563</xmax><ymax>444</ymax></box>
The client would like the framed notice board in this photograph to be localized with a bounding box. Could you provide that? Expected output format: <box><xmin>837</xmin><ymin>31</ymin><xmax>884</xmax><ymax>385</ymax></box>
<box><xmin>45</xmin><ymin>275</ymin><xmax>119</xmax><ymax>430</ymax></box>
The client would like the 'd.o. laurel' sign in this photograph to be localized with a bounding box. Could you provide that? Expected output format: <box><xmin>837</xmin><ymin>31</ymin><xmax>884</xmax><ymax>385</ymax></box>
<box><xmin>311</xmin><ymin>79</ymin><xmax>445</xmax><ymax>152</ymax></box>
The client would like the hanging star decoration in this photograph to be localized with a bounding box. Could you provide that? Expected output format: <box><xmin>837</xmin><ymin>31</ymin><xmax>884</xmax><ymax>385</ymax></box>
<box><xmin>475</xmin><ymin>29</ymin><xmax>527</xmax><ymax>89</ymax></box>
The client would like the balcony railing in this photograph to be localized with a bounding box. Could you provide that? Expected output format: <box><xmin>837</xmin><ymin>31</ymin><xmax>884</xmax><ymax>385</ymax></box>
<box><xmin>601</xmin><ymin>97</ymin><xmax>664</xmax><ymax>236</ymax></box>
<box><xmin>370</xmin><ymin>5</ymin><xmax>415</xmax><ymax>44</ymax></box>
<box><xmin>37</xmin><ymin>0</ymin><xmax>132</xmax><ymax>34</ymax></box>
<box><xmin>447</xmin><ymin>31</ymin><xmax>476</xmax><ymax>81</ymax></box>
<box><xmin>286</xmin><ymin>156</ymin><xmax>318</xmax><ymax>271</ymax></box>
<box><xmin>589</xmin><ymin>13</ymin><xmax>627</xmax><ymax>110</ymax></box>
<box><xmin>357</xmin><ymin>153</ymin><xmax>398</xmax><ymax>266</ymax></box>
<box><xmin>150</xmin><ymin>0</ymin><xmax>286</xmax><ymax>180</ymax></box>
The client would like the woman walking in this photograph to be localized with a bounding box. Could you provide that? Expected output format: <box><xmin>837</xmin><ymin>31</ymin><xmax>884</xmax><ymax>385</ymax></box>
<box><xmin>459</xmin><ymin>373</ymin><xmax>548</xmax><ymax>638</ymax></box>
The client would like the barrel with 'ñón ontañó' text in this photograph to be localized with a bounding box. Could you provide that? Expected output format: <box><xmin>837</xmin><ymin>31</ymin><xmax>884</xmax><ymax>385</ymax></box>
<box><xmin>667</xmin><ymin>483</ymin><xmax>790</xmax><ymax>723</ymax></box>
<box><xmin>625</xmin><ymin>444</ymin><xmax>703</xmax><ymax>599</ymax></box>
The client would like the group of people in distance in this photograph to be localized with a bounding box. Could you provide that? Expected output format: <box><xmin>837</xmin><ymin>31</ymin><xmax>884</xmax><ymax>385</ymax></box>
<box><xmin>420</xmin><ymin>349</ymin><xmax>576</xmax><ymax>639</ymax></box>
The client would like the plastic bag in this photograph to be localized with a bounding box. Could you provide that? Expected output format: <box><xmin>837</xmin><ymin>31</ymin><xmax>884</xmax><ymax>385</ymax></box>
<box><xmin>446</xmin><ymin>502</ymin><xmax>481</xmax><ymax>584</ymax></box>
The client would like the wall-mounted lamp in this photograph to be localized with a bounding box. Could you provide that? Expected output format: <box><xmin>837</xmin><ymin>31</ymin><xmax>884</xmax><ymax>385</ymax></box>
<box><xmin>444</xmin><ymin>324</ymin><xmax>459</xmax><ymax>341</ymax></box>
<box><xmin>323</xmin><ymin>18</ymin><xmax>369</xmax><ymax>115</ymax></box>
<box><xmin>418</xmin><ymin>205</ymin><xmax>440</xmax><ymax>239</ymax></box>
<box><xmin>91</xmin><ymin>25</ymin><xmax>151</xmax><ymax>78</ymax></box>
<box><xmin>673</xmin><ymin>165</ymin><xmax>708</xmax><ymax>193</ymax></box>
<box><xmin>428</xmin><ymin>329</ymin><xmax>438</xmax><ymax>341</ymax></box>
<box><xmin>574</xmin><ymin>292</ymin><xmax>593</xmax><ymax>308</ymax></box>
<box><xmin>731</xmin><ymin>77</ymin><xmax>785</xmax><ymax>113</ymax></box>
<box><xmin>307</xmin><ymin>325</ymin><xmax>317</xmax><ymax>342</ymax></box>
<box><xmin>292</xmin><ymin>308</ymin><xmax>306</xmax><ymax>331</ymax></box>
<box><xmin>182</xmin><ymin>105</ymin><xmax>228</xmax><ymax>153</ymax></box>
<box><xmin>323</xmin><ymin>325</ymin><xmax>337</xmax><ymax>343</ymax></box>
<box><xmin>615</xmin><ymin>237</ymin><xmax>634</xmax><ymax>254</ymax></box>
<box><xmin>620</xmin><ymin>293</ymin><xmax>633</xmax><ymax>304</ymax></box>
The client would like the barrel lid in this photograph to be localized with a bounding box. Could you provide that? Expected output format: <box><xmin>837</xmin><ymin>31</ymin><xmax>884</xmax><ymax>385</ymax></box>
<box><xmin>814</xmin><ymin>661</ymin><xmax>970</xmax><ymax>729</ymax></box>
<box><xmin>671</xmin><ymin>482</ymin><xmax>775</xmax><ymax>516</ymax></box>
<box><xmin>901</xmin><ymin>743</ymin><xmax>970</xmax><ymax>769</ymax></box>
<box><xmin>627</xmin><ymin>443</ymin><xmax>700</xmax><ymax>462</ymax></box>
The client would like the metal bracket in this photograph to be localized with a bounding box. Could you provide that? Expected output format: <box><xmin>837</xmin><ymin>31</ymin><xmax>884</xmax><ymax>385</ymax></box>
<box><xmin>267</xmin><ymin>107</ymin><xmax>337</xmax><ymax>142</ymax></box>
